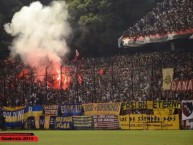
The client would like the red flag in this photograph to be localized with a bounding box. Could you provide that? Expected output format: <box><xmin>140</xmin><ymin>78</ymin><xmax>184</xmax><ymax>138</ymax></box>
<box><xmin>74</xmin><ymin>49</ymin><xmax>79</xmax><ymax>61</ymax></box>
<box><xmin>98</xmin><ymin>68</ymin><xmax>106</xmax><ymax>75</ymax></box>
<box><xmin>17</xmin><ymin>68</ymin><xmax>29</xmax><ymax>78</ymax></box>
<box><xmin>78</xmin><ymin>74</ymin><xmax>83</xmax><ymax>85</ymax></box>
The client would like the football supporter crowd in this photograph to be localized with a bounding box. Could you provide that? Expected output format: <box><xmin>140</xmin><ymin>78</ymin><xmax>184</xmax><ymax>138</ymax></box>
<box><xmin>122</xmin><ymin>0</ymin><xmax>193</xmax><ymax>37</ymax></box>
<box><xmin>0</xmin><ymin>49</ymin><xmax>193</xmax><ymax>107</ymax></box>
<box><xmin>0</xmin><ymin>0</ymin><xmax>193</xmax><ymax>107</ymax></box>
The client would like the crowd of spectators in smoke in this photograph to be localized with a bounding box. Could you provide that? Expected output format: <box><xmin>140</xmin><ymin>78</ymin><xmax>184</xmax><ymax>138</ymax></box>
<box><xmin>122</xmin><ymin>0</ymin><xmax>193</xmax><ymax>38</ymax></box>
<box><xmin>0</xmin><ymin>49</ymin><xmax>193</xmax><ymax>107</ymax></box>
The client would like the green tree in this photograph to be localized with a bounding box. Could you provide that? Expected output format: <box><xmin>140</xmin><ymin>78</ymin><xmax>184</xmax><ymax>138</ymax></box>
<box><xmin>66</xmin><ymin>0</ymin><xmax>158</xmax><ymax>57</ymax></box>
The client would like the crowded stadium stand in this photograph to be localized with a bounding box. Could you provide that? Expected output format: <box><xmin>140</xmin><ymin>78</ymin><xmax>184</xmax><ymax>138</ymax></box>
<box><xmin>1</xmin><ymin>50</ymin><xmax>193</xmax><ymax>106</ymax></box>
<box><xmin>119</xmin><ymin>0</ymin><xmax>193</xmax><ymax>47</ymax></box>
<box><xmin>0</xmin><ymin>0</ymin><xmax>193</xmax><ymax>130</ymax></box>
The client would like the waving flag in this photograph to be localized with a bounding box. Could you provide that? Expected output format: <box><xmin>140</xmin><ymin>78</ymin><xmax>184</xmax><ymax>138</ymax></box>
<box><xmin>74</xmin><ymin>49</ymin><xmax>79</xmax><ymax>61</ymax></box>
<box><xmin>78</xmin><ymin>74</ymin><xmax>83</xmax><ymax>85</ymax></box>
<box><xmin>98</xmin><ymin>68</ymin><xmax>106</xmax><ymax>75</ymax></box>
<box><xmin>17</xmin><ymin>68</ymin><xmax>29</xmax><ymax>78</ymax></box>
<box><xmin>162</xmin><ymin>68</ymin><xmax>174</xmax><ymax>90</ymax></box>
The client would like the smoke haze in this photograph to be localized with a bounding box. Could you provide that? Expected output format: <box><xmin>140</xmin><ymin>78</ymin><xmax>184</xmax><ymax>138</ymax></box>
<box><xmin>4</xmin><ymin>1</ymin><xmax>71</xmax><ymax>67</ymax></box>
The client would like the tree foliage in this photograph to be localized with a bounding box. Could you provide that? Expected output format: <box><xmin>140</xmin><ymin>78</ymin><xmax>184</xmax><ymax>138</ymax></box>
<box><xmin>66</xmin><ymin>0</ymin><xmax>158</xmax><ymax>57</ymax></box>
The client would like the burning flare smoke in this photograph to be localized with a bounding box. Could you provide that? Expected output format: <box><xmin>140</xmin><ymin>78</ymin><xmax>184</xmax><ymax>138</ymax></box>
<box><xmin>4</xmin><ymin>1</ymin><xmax>71</xmax><ymax>66</ymax></box>
<box><xmin>4</xmin><ymin>1</ymin><xmax>72</xmax><ymax>89</ymax></box>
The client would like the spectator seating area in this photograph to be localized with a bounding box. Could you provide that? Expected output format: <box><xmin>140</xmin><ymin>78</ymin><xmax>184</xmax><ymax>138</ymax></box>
<box><xmin>1</xmin><ymin>0</ymin><xmax>193</xmax><ymax>108</ymax></box>
<box><xmin>0</xmin><ymin>49</ymin><xmax>193</xmax><ymax>107</ymax></box>
<box><xmin>122</xmin><ymin>0</ymin><xmax>193</xmax><ymax>38</ymax></box>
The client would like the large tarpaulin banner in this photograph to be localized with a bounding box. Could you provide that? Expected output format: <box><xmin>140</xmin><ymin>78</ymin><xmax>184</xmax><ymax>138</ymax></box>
<box><xmin>82</xmin><ymin>103</ymin><xmax>121</xmax><ymax>115</ymax></box>
<box><xmin>171</xmin><ymin>80</ymin><xmax>193</xmax><ymax>91</ymax></box>
<box><xmin>55</xmin><ymin>117</ymin><xmax>73</xmax><ymax>129</ymax></box>
<box><xmin>73</xmin><ymin>116</ymin><xmax>92</xmax><ymax>129</ymax></box>
<box><xmin>121</xmin><ymin>100</ymin><xmax>181</xmax><ymax>113</ymax></box>
<box><xmin>60</xmin><ymin>104</ymin><xmax>82</xmax><ymax>116</ymax></box>
<box><xmin>33</xmin><ymin>116</ymin><xmax>56</xmax><ymax>129</ymax></box>
<box><xmin>3</xmin><ymin>106</ymin><xmax>43</xmax><ymax>127</ymax></box>
<box><xmin>182</xmin><ymin>100</ymin><xmax>193</xmax><ymax>120</ymax></box>
<box><xmin>119</xmin><ymin>114</ymin><xmax>179</xmax><ymax>130</ymax></box>
<box><xmin>93</xmin><ymin>115</ymin><xmax>118</xmax><ymax>129</ymax></box>
<box><xmin>162</xmin><ymin>68</ymin><xmax>174</xmax><ymax>90</ymax></box>
<box><xmin>44</xmin><ymin>105</ymin><xmax>58</xmax><ymax>116</ymax></box>
<box><xmin>120</xmin><ymin>29</ymin><xmax>193</xmax><ymax>47</ymax></box>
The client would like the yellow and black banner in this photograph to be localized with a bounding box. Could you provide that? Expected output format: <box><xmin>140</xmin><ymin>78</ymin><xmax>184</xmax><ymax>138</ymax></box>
<box><xmin>82</xmin><ymin>103</ymin><xmax>121</xmax><ymax>115</ymax></box>
<box><xmin>118</xmin><ymin>115</ymin><xmax>129</xmax><ymax>129</ymax></box>
<box><xmin>121</xmin><ymin>100</ymin><xmax>181</xmax><ymax>113</ymax></box>
<box><xmin>34</xmin><ymin>116</ymin><xmax>56</xmax><ymax>129</ymax></box>
<box><xmin>119</xmin><ymin>114</ymin><xmax>179</xmax><ymax>130</ymax></box>
<box><xmin>151</xmin><ymin>100</ymin><xmax>181</xmax><ymax>109</ymax></box>
<box><xmin>121</xmin><ymin>101</ymin><xmax>151</xmax><ymax>110</ymax></box>
<box><xmin>3</xmin><ymin>106</ymin><xmax>43</xmax><ymax>128</ymax></box>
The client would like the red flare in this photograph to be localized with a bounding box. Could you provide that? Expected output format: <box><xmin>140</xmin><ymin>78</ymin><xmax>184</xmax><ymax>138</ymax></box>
<box><xmin>17</xmin><ymin>68</ymin><xmax>29</xmax><ymax>78</ymax></box>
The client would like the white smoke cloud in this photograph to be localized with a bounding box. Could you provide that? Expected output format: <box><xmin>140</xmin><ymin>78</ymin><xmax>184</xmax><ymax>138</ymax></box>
<box><xmin>4</xmin><ymin>1</ymin><xmax>71</xmax><ymax>67</ymax></box>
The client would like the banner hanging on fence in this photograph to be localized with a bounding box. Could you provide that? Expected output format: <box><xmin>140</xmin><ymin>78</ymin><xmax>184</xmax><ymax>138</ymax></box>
<box><xmin>44</xmin><ymin>105</ymin><xmax>58</xmax><ymax>116</ymax></box>
<box><xmin>82</xmin><ymin>103</ymin><xmax>121</xmax><ymax>115</ymax></box>
<box><xmin>171</xmin><ymin>80</ymin><xmax>193</xmax><ymax>91</ymax></box>
<box><xmin>3</xmin><ymin>106</ymin><xmax>43</xmax><ymax>127</ymax></box>
<box><xmin>73</xmin><ymin>116</ymin><xmax>92</xmax><ymax>129</ymax></box>
<box><xmin>121</xmin><ymin>100</ymin><xmax>181</xmax><ymax>113</ymax></box>
<box><xmin>182</xmin><ymin>100</ymin><xmax>193</xmax><ymax>120</ymax></box>
<box><xmin>119</xmin><ymin>114</ymin><xmax>179</xmax><ymax>130</ymax></box>
<box><xmin>162</xmin><ymin>68</ymin><xmax>174</xmax><ymax>90</ymax></box>
<box><xmin>93</xmin><ymin>115</ymin><xmax>118</xmax><ymax>129</ymax></box>
<box><xmin>60</xmin><ymin>104</ymin><xmax>82</xmax><ymax>116</ymax></box>
<box><xmin>55</xmin><ymin>117</ymin><xmax>73</xmax><ymax>129</ymax></box>
<box><xmin>120</xmin><ymin>29</ymin><xmax>193</xmax><ymax>47</ymax></box>
<box><xmin>34</xmin><ymin>116</ymin><xmax>56</xmax><ymax>129</ymax></box>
